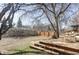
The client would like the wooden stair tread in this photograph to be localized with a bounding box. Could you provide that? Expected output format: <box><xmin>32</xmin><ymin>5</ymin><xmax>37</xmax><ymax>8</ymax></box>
<box><xmin>40</xmin><ymin>41</ymin><xmax>79</xmax><ymax>53</ymax></box>
<box><xmin>40</xmin><ymin>41</ymin><xmax>79</xmax><ymax>49</ymax></box>
<box><xmin>30</xmin><ymin>45</ymin><xmax>59</xmax><ymax>55</ymax></box>
<box><xmin>30</xmin><ymin>41</ymin><xmax>79</xmax><ymax>55</ymax></box>
<box><xmin>34</xmin><ymin>43</ymin><xmax>79</xmax><ymax>55</ymax></box>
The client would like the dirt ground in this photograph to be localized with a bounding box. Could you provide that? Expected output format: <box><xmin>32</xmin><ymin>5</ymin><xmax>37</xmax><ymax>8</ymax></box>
<box><xmin>0</xmin><ymin>36</ymin><xmax>49</xmax><ymax>55</ymax></box>
<box><xmin>0</xmin><ymin>33</ymin><xmax>79</xmax><ymax>55</ymax></box>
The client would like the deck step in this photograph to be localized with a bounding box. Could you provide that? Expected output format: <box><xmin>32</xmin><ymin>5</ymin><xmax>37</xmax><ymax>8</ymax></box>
<box><xmin>39</xmin><ymin>41</ymin><xmax>79</xmax><ymax>54</ymax></box>
<box><xmin>30</xmin><ymin>41</ymin><xmax>79</xmax><ymax>55</ymax></box>
<box><xmin>34</xmin><ymin>43</ymin><xmax>79</xmax><ymax>55</ymax></box>
<box><xmin>30</xmin><ymin>45</ymin><xmax>59</xmax><ymax>55</ymax></box>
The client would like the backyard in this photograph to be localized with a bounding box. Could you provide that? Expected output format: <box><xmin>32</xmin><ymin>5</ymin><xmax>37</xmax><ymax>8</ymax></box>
<box><xmin>0</xmin><ymin>36</ymin><xmax>49</xmax><ymax>55</ymax></box>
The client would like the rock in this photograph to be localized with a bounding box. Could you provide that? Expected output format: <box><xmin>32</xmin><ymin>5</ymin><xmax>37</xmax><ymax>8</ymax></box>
<box><xmin>65</xmin><ymin>36</ymin><xmax>76</xmax><ymax>43</ymax></box>
<box><xmin>75</xmin><ymin>36</ymin><xmax>79</xmax><ymax>42</ymax></box>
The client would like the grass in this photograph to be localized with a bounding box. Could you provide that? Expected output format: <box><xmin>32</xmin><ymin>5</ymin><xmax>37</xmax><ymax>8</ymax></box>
<box><xmin>9</xmin><ymin>46</ymin><xmax>48</xmax><ymax>55</ymax></box>
<box><xmin>8</xmin><ymin>43</ymin><xmax>49</xmax><ymax>55</ymax></box>
<box><xmin>0</xmin><ymin>36</ymin><xmax>49</xmax><ymax>55</ymax></box>
<box><xmin>7</xmin><ymin>42</ymin><xmax>46</xmax><ymax>55</ymax></box>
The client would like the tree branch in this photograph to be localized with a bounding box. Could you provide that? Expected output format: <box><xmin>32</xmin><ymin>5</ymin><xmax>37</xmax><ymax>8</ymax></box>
<box><xmin>0</xmin><ymin>3</ymin><xmax>12</xmax><ymax>21</ymax></box>
<box><xmin>42</xmin><ymin>8</ymin><xmax>56</xmax><ymax>32</ymax></box>
<box><xmin>42</xmin><ymin>4</ymin><xmax>55</xmax><ymax>15</ymax></box>
<box><xmin>57</xmin><ymin>3</ymin><xmax>71</xmax><ymax>17</ymax></box>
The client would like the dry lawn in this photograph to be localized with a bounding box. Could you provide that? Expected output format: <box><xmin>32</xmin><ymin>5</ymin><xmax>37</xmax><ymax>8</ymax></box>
<box><xmin>0</xmin><ymin>36</ymin><xmax>49</xmax><ymax>55</ymax></box>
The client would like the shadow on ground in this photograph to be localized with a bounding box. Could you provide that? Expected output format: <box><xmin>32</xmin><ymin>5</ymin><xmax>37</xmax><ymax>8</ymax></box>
<box><xmin>0</xmin><ymin>50</ymin><xmax>49</xmax><ymax>55</ymax></box>
<box><xmin>9</xmin><ymin>51</ymin><xmax>49</xmax><ymax>55</ymax></box>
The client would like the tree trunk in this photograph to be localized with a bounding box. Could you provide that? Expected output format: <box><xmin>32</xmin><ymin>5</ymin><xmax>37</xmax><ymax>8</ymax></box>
<box><xmin>0</xmin><ymin>35</ymin><xmax>2</xmax><ymax>40</ymax></box>
<box><xmin>0</xmin><ymin>29</ymin><xmax>2</xmax><ymax>40</ymax></box>
<box><xmin>0</xmin><ymin>33</ymin><xmax>1</xmax><ymax>40</ymax></box>
<box><xmin>55</xmin><ymin>18</ymin><xmax>60</xmax><ymax>39</ymax></box>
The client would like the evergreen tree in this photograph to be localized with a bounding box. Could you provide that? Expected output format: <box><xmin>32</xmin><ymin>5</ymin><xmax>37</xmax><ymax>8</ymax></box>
<box><xmin>17</xmin><ymin>19</ymin><xmax>22</xmax><ymax>27</ymax></box>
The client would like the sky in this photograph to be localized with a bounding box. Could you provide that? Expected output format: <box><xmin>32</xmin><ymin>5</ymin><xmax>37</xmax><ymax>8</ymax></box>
<box><xmin>13</xmin><ymin>5</ymin><xmax>50</xmax><ymax>27</ymax></box>
<box><xmin>0</xmin><ymin>3</ymin><xmax>79</xmax><ymax>28</ymax></box>
<box><xmin>13</xmin><ymin>10</ymin><xmax>50</xmax><ymax>26</ymax></box>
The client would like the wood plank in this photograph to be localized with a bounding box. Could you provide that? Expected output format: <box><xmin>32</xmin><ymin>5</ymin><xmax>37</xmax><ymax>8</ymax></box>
<box><xmin>39</xmin><ymin>41</ymin><xmax>79</xmax><ymax>53</ymax></box>
<box><xmin>30</xmin><ymin>45</ymin><xmax>59</xmax><ymax>55</ymax></box>
<box><xmin>34</xmin><ymin>43</ymin><xmax>79</xmax><ymax>55</ymax></box>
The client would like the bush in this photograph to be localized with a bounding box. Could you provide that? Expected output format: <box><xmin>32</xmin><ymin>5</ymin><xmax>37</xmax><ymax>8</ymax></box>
<box><xmin>3</xmin><ymin>28</ymin><xmax>38</xmax><ymax>37</ymax></box>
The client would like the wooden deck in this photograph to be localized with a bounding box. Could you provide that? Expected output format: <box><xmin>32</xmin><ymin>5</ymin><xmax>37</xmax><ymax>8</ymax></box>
<box><xmin>30</xmin><ymin>40</ymin><xmax>79</xmax><ymax>55</ymax></box>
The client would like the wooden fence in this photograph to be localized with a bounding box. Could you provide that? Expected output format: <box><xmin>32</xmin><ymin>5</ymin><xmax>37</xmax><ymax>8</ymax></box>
<box><xmin>37</xmin><ymin>31</ymin><xmax>54</xmax><ymax>37</ymax></box>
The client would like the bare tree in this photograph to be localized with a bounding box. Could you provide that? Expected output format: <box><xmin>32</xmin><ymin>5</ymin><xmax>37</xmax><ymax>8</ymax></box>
<box><xmin>17</xmin><ymin>3</ymin><xmax>76</xmax><ymax>39</ymax></box>
<box><xmin>0</xmin><ymin>3</ymin><xmax>21</xmax><ymax>40</ymax></box>
<box><xmin>73</xmin><ymin>12</ymin><xmax>79</xmax><ymax>25</ymax></box>
<box><xmin>32</xmin><ymin>3</ymin><xmax>71</xmax><ymax>38</ymax></box>
<box><xmin>39</xmin><ymin>3</ymin><xmax>71</xmax><ymax>38</ymax></box>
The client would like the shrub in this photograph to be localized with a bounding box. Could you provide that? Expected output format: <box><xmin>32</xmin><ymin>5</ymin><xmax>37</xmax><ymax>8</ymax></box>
<box><xmin>3</xmin><ymin>28</ymin><xmax>38</xmax><ymax>37</ymax></box>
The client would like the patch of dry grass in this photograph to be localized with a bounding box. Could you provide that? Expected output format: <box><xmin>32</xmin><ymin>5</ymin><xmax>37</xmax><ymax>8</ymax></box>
<box><xmin>0</xmin><ymin>36</ymin><xmax>48</xmax><ymax>55</ymax></box>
